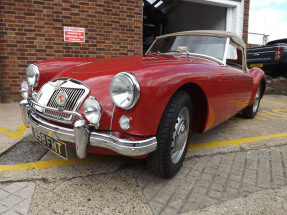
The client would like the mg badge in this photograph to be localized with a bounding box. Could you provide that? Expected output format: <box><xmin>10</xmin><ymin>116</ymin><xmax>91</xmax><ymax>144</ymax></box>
<box><xmin>56</xmin><ymin>91</ymin><xmax>67</xmax><ymax>107</ymax></box>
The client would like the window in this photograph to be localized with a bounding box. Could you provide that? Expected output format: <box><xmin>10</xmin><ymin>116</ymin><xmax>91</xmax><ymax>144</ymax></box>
<box><xmin>226</xmin><ymin>43</ymin><xmax>243</xmax><ymax>70</ymax></box>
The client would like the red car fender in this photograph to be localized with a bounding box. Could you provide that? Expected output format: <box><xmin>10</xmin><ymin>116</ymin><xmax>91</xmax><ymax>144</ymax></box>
<box><xmin>110</xmin><ymin>74</ymin><xmax>208</xmax><ymax>137</ymax></box>
<box><xmin>247</xmin><ymin>68</ymin><xmax>266</xmax><ymax>107</ymax></box>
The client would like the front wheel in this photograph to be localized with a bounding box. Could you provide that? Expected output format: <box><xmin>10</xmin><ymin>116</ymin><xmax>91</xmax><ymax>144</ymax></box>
<box><xmin>147</xmin><ymin>91</ymin><xmax>192</xmax><ymax>178</ymax></box>
<box><xmin>242</xmin><ymin>84</ymin><xmax>262</xmax><ymax>119</ymax></box>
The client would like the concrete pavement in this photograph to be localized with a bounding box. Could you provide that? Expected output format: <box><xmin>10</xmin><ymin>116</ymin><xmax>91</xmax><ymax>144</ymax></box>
<box><xmin>2</xmin><ymin>145</ymin><xmax>287</xmax><ymax>214</ymax></box>
<box><xmin>1</xmin><ymin>94</ymin><xmax>287</xmax><ymax>214</ymax></box>
<box><xmin>0</xmin><ymin>103</ymin><xmax>31</xmax><ymax>155</ymax></box>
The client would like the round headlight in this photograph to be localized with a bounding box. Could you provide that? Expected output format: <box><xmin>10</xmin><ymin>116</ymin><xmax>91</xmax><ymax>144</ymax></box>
<box><xmin>26</xmin><ymin>64</ymin><xmax>40</xmax><ymax>87</ymax></box>
<box><xmin>84</xmin><ymin>97</ymin><xmax>102</xmax><ymax>125</ymax></box>
<box><xmin>20</xmin><ymin>81</ymin><xmax>29</xmax><ymax>99</ymax></box>
<box><xmin>109</xmin><ymin>72</ymin><xmax>140</xmax><ymax>110</ymax></box>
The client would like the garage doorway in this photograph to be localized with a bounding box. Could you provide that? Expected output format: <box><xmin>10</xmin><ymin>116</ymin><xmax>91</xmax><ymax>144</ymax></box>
<box><xmin>143</xmin><ymin>0</ymin><xmax>228</xmax><ymax>53</ymax></box>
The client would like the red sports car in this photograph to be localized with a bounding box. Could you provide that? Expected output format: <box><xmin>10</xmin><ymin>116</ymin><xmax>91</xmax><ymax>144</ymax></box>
<box><xmin>20</xmin><ymin>30</ymin><xmax>266</xmax><ymax>178</ymax></box>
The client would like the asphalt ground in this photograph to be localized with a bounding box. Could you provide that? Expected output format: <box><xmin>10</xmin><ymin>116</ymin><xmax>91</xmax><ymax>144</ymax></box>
<box><xmin>0</xmin><ymin>94</ymin><xmax>287</xmax><ymax>214</ymax></box>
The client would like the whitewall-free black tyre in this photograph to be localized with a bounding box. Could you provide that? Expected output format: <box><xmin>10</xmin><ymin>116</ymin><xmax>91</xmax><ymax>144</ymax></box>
<box><xmin>147</xmin><ymin>91</ymin><xmax>193</xmax><ymax>178</ymax></box>
<box><xmin>242</xmin><ymin>84</ymin><xmax>262</xmax><ymax>119</ymax></box>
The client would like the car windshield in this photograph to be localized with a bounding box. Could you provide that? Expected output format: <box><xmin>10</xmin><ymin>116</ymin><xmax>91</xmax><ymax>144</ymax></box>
<box><xmin>147</xmin><ymin>35</ymin><xmax>228</xmax><ymax>62</ymax></box>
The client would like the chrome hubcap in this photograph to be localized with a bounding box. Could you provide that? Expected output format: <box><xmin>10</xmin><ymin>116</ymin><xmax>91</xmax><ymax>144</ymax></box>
<box><xmin>253</xmin><ymin>86</ymin><xmax>261</xmax><ymax>113</ymax></box>
<box><xmin>171</xmin><ymin>106</ymin><xmax>190</xmax><ymax>164</ymax></box>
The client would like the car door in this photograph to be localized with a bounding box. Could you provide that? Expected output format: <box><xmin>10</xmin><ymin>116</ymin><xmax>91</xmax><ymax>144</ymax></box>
<box><xmin>227</xmin><ymin>43</ymin><xmax>253</xmax><ymax>112</ymax></box>
<box><xmin>206</xmin><ymin>66</ymin><xmax>240</xmax><ymax>129</ymax></box>
<box><xmin>235</xmin><ymin>70</ymin><xmax>253</xmax><ymax>111</ymax></box>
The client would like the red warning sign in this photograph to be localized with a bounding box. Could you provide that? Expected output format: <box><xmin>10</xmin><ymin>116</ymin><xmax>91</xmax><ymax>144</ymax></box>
<box><xmin>64</xmin><ymin>27</ymin><xmax>85</xmax><ymax>42</ymax></box>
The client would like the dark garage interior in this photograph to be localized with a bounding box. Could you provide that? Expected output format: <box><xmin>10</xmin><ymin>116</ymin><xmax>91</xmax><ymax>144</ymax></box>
<box><xmin>143</xmin><ymin>0</ymin><xmax>227</xmax><ymax>52</ymax></box>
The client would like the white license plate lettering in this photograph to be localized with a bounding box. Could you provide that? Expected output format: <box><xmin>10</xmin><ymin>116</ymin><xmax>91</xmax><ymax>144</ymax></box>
<box><xmin>32</xmin><ymin>127</ymin><xmax>67</xmax><ymax>159</ymax></box>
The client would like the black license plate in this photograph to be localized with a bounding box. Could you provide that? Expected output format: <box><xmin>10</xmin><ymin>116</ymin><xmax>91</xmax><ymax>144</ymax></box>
<box><xmin>32</xmin><ymin>127</ymin><xmax>68</xmax><ymax>159</ymax></box>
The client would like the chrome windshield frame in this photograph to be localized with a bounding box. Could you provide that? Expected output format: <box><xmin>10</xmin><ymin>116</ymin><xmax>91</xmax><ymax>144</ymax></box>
<box><xmin>187</xmin><ymin>52</ymin><xmax>225</xmax><ymax>65</ymax></box>
<box><xmin>146</xmin><ymin>35</ymin><xmax>231</xmax><ymax>66</ymax></box>
<box><xmin>145</xmin><ymin>39</ymin><xmax>157</xmax><ymax>55</ymax></box>
<box><xmin>222</xmin><ymin>38</ymin><xmax>230</xmax><ymax>65</ymax></box>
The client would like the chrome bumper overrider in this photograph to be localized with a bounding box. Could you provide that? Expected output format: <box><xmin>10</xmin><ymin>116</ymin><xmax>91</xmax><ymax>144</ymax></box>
<box><xmin>20</xmin><ymin>100</ymin><xmax>157</xmax><ymax>158</ymax></box>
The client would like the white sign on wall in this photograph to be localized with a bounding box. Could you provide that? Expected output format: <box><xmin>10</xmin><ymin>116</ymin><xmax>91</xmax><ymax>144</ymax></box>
<box><xmin>64</xmin><ymin>27</ymin><xmax>85</xmax><ymax>43</ymax></box>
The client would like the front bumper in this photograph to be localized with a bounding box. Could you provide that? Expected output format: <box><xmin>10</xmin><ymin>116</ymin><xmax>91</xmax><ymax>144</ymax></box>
<box><xmin>20</xmin><ymin>99</ymin><xmax>157</xmax><ymax>158</ymax></box>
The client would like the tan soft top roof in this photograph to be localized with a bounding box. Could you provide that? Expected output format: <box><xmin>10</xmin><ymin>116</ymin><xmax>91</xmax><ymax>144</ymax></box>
<box><xmin>157</xmin><ymin>30</ymin><xmax>246</xmax><ymax>49</ymax></box>
<box><xmin>156</xmin><ymin>30</ymin><xmax>248</xmax><ymax>72</ymax></box>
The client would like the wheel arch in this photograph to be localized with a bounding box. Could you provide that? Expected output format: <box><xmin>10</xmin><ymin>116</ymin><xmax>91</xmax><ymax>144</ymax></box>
<box><xmin>248</xmin><ymin>68</ymin><xmax>266</xmax><ymax>106</ymax></box>
<box><xmin>177</xmin><ymin>83</ymin><xmax>208</xmax><ymax>133</ymax></box>
<box><xmin>260</xmin><ymin>77</ymin><xmax>266</xmax><ymax>99</ymax></box>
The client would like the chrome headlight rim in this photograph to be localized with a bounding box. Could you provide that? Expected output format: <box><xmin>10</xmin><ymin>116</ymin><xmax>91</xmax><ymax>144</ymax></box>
<box><xmin>109</xmin><ymin>72</ymin><xmax>140</xmax><ymax>110</ymax></box>
<box><xmin>26</xmin><ymin>64</ymin><xmax>40</xmax><ymax>87</ymax></box>
<box><xmin>83</xmin><ymin>96</ymin><xmax>102</xmax><ymax>125</ymax></box>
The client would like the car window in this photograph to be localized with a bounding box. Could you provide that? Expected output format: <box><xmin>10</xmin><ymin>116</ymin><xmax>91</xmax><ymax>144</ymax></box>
<box><xmin>148</xmin><ymin>35</ymin><xmax>227</xmax><ymax>62</ymax></box>
<box><xmin>226</xmin><ymin>43</ymin><xmax>243</xmax><ymax>70</ymax></box>
<box><xmin>227</xmin><ymin>44</ymin><xmax>237</xmax><ymax>60</ymax></box>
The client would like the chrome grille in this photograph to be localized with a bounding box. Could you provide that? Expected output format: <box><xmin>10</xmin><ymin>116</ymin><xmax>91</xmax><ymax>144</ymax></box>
<box><xmin>35</xmin><ymin>79</ymin><xmax>90</xmax><ymax>124</ymax></box>
<box><xmin>44</xmin><ymin>87</ymin><xmax>85</xmax><ymax>120</ymax></box>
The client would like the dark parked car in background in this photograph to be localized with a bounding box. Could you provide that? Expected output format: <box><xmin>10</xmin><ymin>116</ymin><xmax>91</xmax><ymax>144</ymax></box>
<box><xmin>247</xmin><ymin>38</ymin><xmax>287</xmax><ymax>78</ymax></box>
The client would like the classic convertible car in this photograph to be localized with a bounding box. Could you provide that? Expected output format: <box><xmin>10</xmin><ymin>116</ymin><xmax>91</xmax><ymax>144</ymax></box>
<box><xmin>20</xmin><ymin>30</ymin><xmax>265</xmax><ymax>178</ymax></box>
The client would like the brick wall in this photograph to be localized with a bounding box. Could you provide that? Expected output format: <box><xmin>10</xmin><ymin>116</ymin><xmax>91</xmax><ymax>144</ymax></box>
<box><xmin>268</xmin><ymin>79</ymin><xmax>287</xmax><ymax>96</ymax></box>
<box><xmin>247</xmin><ymin>43</ymin><xmax>260</xmax><ymax>48</ymax></box>
<box><xmin>242</xmin><ymin>0</ymin><xmax>250</xmax><ymax>44</ymax></box>
<box><xmin>0</xmin><ymin>0</ymin><xmax>143</xmax><ymax>102</ymax></box>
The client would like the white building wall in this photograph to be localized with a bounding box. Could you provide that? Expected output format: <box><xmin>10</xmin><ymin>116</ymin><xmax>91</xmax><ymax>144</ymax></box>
<box><xmin>248</xmin><ymin>33</ymin><xmax>269</xmax><ymax>45</ymax></box>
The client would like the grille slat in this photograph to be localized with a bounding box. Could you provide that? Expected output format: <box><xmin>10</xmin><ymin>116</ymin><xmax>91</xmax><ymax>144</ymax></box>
<box><xmin>44</xmin><ymin>87</ymin><xmax>85</xmax><ymax>121</ymax></box>
<box><xmin>66</xmin><ymin>88</ymin><xmax>80</xmax><ymax>111</ymax></box>
<box><xmin>67</xmin><ymin>89</ymin><xmax>77</xmax><ymax>110</ymax></box>
<box><xmin>50</xmin><ymin>90</ymin><xmax>58</xmax><ymax>107</ymax></box>
<box><xmin>63</xmin><ymin>88</ymin><xmax>72</xmax><ymax>110</ymax></box>
<box><xmin>73</xmin><ymin>90</ymin><xmax>84</xmax><ymax>109</ymax></box>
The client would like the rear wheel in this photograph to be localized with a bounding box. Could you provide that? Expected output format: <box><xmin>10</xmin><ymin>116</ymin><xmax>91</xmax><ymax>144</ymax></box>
<box><xmin>147</xmin><ymin>91</ymin><xmax>192</xmax><ymax>178</ymax></box>
<box><xmin>242</xmin><ymin>84</ymin><xmax>261</xmax><ymax>119</ymax></box>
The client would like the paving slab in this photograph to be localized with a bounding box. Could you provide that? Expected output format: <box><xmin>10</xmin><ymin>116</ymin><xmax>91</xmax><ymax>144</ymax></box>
<box><xmin>0</xmin><ymin>182</ymin><xmax>35</xmax><ymax>215</ymax></box>
<box><xmin>134</xmin><ymin>144</ymin><xmax>287</xmax><ymax>214</ymax></box>
<box><xmin>182</xmin><ymin>186</ymin><xmax>287</xmax><ymax>215</ymax></box>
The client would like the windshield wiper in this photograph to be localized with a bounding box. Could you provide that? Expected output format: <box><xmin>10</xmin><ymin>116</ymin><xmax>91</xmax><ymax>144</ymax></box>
<box><xmin>146</xmin><ymin>51</ymin><xmax>161</xmax><ymax>55</ymax></box>
<box><xmin>168</xmin><ymin>49</ymin><xmax>190</xmax><ymax>57</ymax></box>
<box><xmin>168</xmin><ymin>49</ymin><xmax>184</xmax><ymax>53</ymax></box>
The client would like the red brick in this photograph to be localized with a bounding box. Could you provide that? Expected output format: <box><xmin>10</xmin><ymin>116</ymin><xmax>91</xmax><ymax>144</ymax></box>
<box><xmin>243</xmin><ymin>0</ymin><xmax>250</xmax><ymax>43</ymax></box>
<box><xmin>0</xmin><ymin>0</ymin><xmax>143</xmax><ymax>101</ymax></box>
